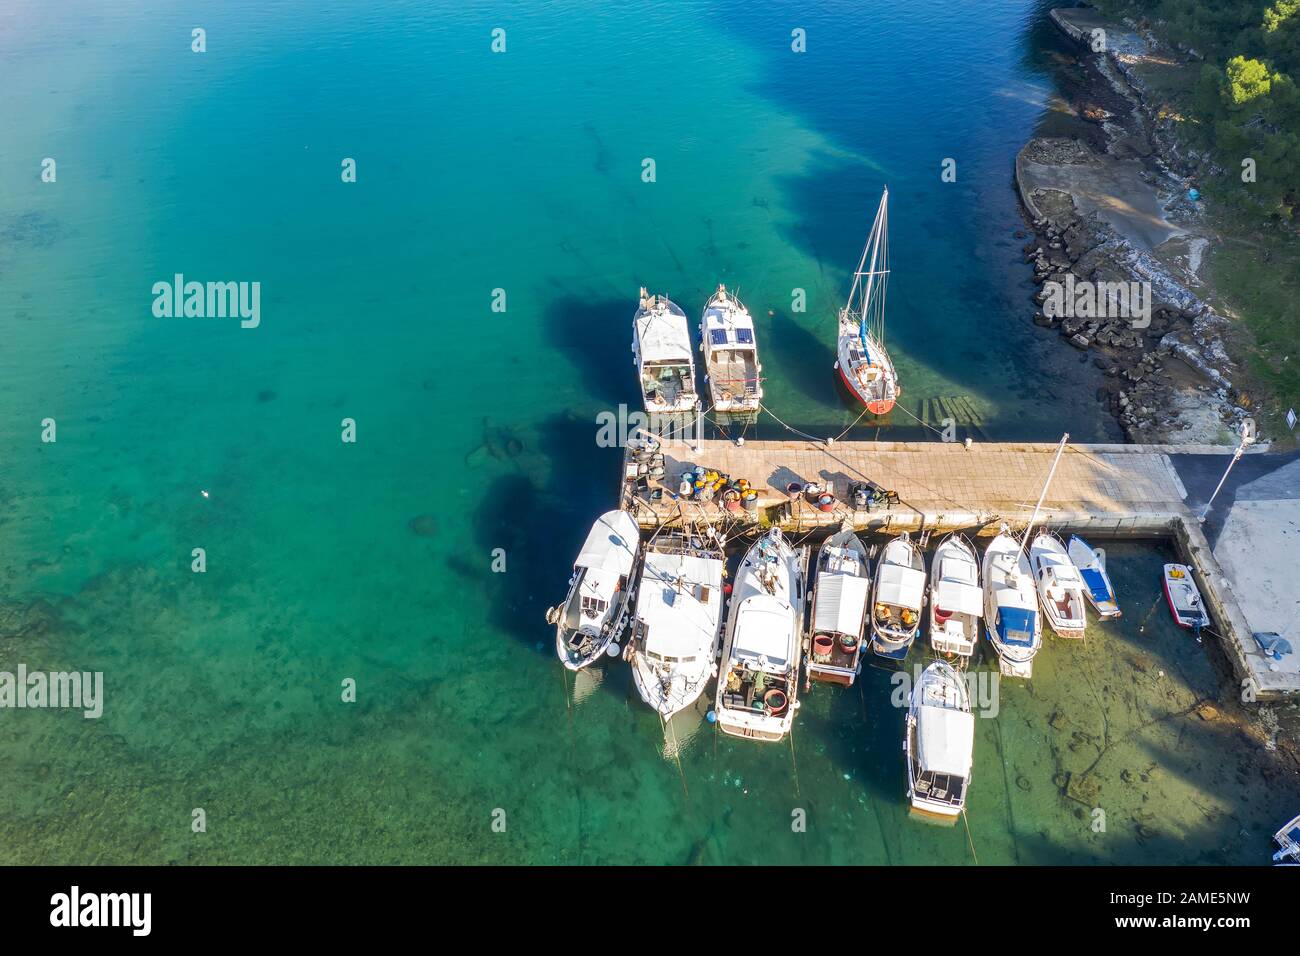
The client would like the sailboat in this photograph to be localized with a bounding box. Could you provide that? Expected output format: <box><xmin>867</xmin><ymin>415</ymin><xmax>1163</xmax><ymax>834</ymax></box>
<box><xmin>928</xmin><ymin>534</ymin><xmax>983</xmax><ymax>661</ymax></box>
<box><xmin>1029</xmin><ymin>532</ymin><xmax>1087</xmax><ymax>639</ymax></box>
<box><xmin>628</xmin><ymin>527</ymin><xmax>725</xmax><ymax>718</ymax></box>
<box><xmin>835</xmin><ymin>187</ymin><xmax>900</xmax><ymax>415</ymax></box>
<box><xmin>549</xmin><ymin>510</ymin><xmax>642</xmax><ymax>670</ymax></box>
<box><xmin>1067</xmin><ymin>535</ymin><xmax>1121</xmax><ymax>619</ymax></box>
<box><xmin>716</xmin><ymin>528</ymin><xmax>807</xmax><ymax>742</ymax></box>
<box><xmin>632</xmin><ymin>288</ymin><xmax>701</xmax><ymax>415</ymax></box>
<box><xmin>869</xmin><ymin>533</ymin><xmax>926</xmax><ymax>660</ymax></box>
<box><xmin>983</xmin><ymin>435</ymin><xmax>1070</xmax><ymax>677</ymax></box>
<box><xmin>905</xmin><ymin>660</ymin><xmax>975</xmax><ymax>820</ymax></box>
<box><xmin>699</xmin><ymin>285</ymin><xmax>762</xmax><ymax>414</ymax></box>
<box><xmin>806</xmin><ymin>525</ymin><xmax>871</xmax><ymax>686</ymax></box>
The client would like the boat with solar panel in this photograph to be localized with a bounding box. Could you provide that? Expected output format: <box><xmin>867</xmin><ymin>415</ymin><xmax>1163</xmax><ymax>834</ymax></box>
<box><xmin>834</xmin><ymin>186</ymin><xmax>900</xmax><ymax>415</ymax></box>
<box><xmin>1030</xmin><ymin>531</ymin><xmax>1087</xmax><ymax>639</ymax></box>
<box><xmin>1067</xmin><ymin>534</ymin><xmax>1121</xmax><ymax>619</ymax></box>
<box><xmin>869</xmin><ymin>532</ymin><xmax>926</xmax><ymax>660</ymax></box>
<box><xmin>805</xmin><ymin>524</ymin><xmax>871</xmax><ymax>686</ymax></box>
<box><xmin>699</xmin><ymin>284</ymin><xmax>762</xmax><ymax>414</ymax></box>
<box><xmin>632</xmin><ymin>288</ymin><xmax>701</xmax><ymax>416</ymax></box>
<box><xmin>928</xmin><ymin>533</ymin><xmax>983</xmax><ymax>662</ymax></box>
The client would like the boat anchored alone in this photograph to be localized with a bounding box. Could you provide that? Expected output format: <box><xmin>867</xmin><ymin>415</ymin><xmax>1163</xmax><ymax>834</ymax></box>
<box><xmin>628</xmin><ymin>527</ymin><xmax>725</xmax><ymax>717</ymax></box>
<box><xmin>632</xmin><ymin>288</ymin><xmax>701</xmax><ymax>416</ymax></box>
<box><xmin>869</xmin><ymin>532</ymin><xmax>926</xmax><ymax>660</ymax></box>
<box><xmin>1067</xmin><ymin>535</ymin><xmax>1121</xmax><ymax>619</ymax></box>
<box><xmin>806</xmin><ymin>525</ymin><xmax>871</xmax><ymax>686</ymax></box>
<box><xmin>1163</xmin><ymin>563</ymin><xmax>1209</xmax><ymax>639</ymax></box>
<box><xmin>1273</xmin><ymin>812</ymin><xmax>1300</xmax><ymax>864</ymax></box>
<box><xmin>549</xmin><ymin>510</ymin><xmax>642</xmax><ymax>670</ymax></box>
<box><xmin>835</xmin><ymin>187</ymin><xmax>900</xmax><ymax>415</ymax></box>
<box><xmin>699</xmin><ymin>285</ymin><xmax>762</xmax><ymax>414</ymax></box>
<box><xmin>928</xmin><ymin>534</ymin><xmax>983</xmax><ymax>662</ymax></box>
<box><xmin>716</xmin><ymin>528</ymin><xmax>807</xmax><ymax>742</ymax></box>
<box><xmin>905</xmin><ymin>660</ymin><xmax>975</xmax><ymax>820</ymax></box>
<box><xmin>1030</xmin><ymin>532</ymin><xmax>1087</xmax><ymax>639</ymax></box>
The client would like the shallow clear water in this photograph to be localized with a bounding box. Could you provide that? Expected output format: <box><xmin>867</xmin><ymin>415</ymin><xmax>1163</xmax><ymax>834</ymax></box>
<box><xmin>0</xmin><ymin>0</ymin><xmax>1292</xmax><ymax>864</ymax></box>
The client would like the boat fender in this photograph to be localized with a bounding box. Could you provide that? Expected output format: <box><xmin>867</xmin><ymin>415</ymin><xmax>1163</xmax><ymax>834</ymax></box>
<box><xmin>606</xmin><ymin>643</ymin><xmax>620</xmax><ymax>658</ymax></box>
<box><xmin>545</xmin><ymin>606</ymin><xmax>559</xmax><ymax>625</ymax></box>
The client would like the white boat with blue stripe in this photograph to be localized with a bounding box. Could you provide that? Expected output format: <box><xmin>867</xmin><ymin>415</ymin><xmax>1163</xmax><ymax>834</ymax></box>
<box><xmin>1067</xmin><ymin>535</ymin><xmax>1121</xmax><ymax>619</ymax></box>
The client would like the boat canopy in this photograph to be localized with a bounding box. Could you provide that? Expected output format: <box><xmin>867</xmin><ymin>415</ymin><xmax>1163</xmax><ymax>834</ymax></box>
<box><xmin>934</xmin><ymin>578</ymin><xmax>982</xmax><ymax>618</ymax></box>
<box><xmin>876</xmin><ymin>564</ymin><xmax>924</xmax><ymax>610</ymax></box>
<box><xmin>639</xmin><ymin>550</ymin><xmax>722</xmax><ymax>660</ymax></box>
<box><xmin>575</xmin><ymin>511</ymin><xmax>639</xmax><ymax>576</ymax></box>
<box><xmin>1079</xmin><ymin>568</ymin><xmax>1113</xmax><ymax>603</ymax></box>
<box><xmin>814</xmin><ymin>573</ymin><xmax>870</xmax><ymax>635</ymax></box>
<box><xmin>917</xmin><ymin>706</ymin><xmax>975</xmax><ymax>777</ymax></box>
<box><xmin>731</xmin><ymin>595</ymin><xmax>793</xmax><ymax>670</ymax></box>
<box><xmin>636</xmin><ymin>313</ymin><xmax>693</xmax><ymax>363</ymax></box>
<box><xmin>996</xmin><ymin>606</ymin><xmax>1037</xmax><ymax>647</ymax></box>
<box><xmin>1039</xmin><ymin>552</ymin><xmax>1083</xmax><ymax>586</ymax></box>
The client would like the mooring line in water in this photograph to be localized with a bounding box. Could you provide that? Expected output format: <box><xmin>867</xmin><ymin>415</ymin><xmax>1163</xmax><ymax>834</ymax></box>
<box><xmin>961</xmin><ymin>807</ymin><xmax>979</xmax><ymax>865</ymax></box>
<box><xmin>661</xmin><ymin>710</ymin><xmax>689</xmax><ymax>799</ymax></box>
<box><xmin>788</xmin><ymin>728</ymin><xmax>802</xmax><ymax>799</ymax></box>
<box><xmin>1137</xmin><ymin>590</ymin><xmax>1165</xmax><ymax>634</ymax></box>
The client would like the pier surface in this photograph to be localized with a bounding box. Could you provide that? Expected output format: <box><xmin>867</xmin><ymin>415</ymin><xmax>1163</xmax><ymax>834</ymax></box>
<box><xmin>622</xmin><ymin>438</ymin><xmax>1299</xmax><ymax>701</ymax></box>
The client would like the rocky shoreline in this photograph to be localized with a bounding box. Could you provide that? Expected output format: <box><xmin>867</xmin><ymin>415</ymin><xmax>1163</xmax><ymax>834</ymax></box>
<box><xmin>1014</xmin><ymin>7</ymin><xmax>1256</xmax><ymax>445</ymax></box>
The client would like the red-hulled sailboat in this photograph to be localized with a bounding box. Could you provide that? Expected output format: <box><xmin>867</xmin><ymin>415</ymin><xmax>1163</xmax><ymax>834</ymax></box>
<box><xmin>835</xmin><ymin>187</ymin><xmax>899</xmax><ymax>415</ymax></box>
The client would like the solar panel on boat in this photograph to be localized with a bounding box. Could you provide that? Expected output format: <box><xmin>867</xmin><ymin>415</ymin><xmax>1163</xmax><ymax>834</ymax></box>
<box><xmin>735</xmin><ymin>328</ymin><xmax>754</xmax><ymax>344</ymax></box>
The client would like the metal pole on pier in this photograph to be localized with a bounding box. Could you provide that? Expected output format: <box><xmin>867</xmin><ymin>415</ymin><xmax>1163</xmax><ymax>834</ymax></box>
<box><xmin>1198</xmin><ymin>420</ymin><xmax>1255</xmax><ymax>522</ymax></box>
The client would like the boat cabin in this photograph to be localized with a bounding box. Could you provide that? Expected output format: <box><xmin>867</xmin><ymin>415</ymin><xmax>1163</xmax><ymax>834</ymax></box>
<box><xmin>931</xmin><ymin>567</ymin><xmax>982</xmax><ymax>658</ymax></box>
<box><xmin>809</xmin><ymin>555</ymin><xmax>869</xmax><ymax>685</ymax></box>
<box><xmin>873</xmin><ymin>563</ymin><xmax>924</xmax><ymax>639</ymax></box>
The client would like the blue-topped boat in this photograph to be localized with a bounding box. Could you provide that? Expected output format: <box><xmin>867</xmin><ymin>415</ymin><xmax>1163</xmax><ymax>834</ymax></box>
<box><xmin>1067</xmin><ymin>535</ymin><xmax>1121</xmax><ymax>619</ymax></box>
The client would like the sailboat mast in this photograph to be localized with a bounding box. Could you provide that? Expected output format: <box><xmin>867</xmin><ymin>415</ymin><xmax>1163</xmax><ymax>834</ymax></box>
<box><xmin>1017</xmin><ymin>433</ymin><xmax>1069</xmax><ymax>562</ymax></box>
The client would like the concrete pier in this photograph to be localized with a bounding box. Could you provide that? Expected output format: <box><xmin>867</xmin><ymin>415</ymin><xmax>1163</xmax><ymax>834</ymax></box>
<box><xmin>621</xmin><ymin>438</ymin><xmax>1299</xmax><ymax>701</ymax></box>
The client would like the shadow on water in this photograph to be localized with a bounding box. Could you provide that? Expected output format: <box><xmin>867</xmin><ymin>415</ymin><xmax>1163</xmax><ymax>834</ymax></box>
<box><xmin>542</xmin><ymin>295</ymin><xmax>633</xmax><ymax>409</ymax></box>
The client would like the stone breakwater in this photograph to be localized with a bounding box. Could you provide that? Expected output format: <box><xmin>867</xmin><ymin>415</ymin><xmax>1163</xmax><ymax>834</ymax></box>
<box><xmin>1013</xmin><ymin>8</ymin><xmax>1254</xmax><ymax>445</ymax></box>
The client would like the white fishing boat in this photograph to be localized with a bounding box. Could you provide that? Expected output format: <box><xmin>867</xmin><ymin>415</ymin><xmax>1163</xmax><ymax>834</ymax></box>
<box><xmin>905</xmin><ymin>660</ymin><xmax>974</xmax><ymax>820</ymax></box>
<box><xmin>928</xmin><ymin>534</ymin><xmax>983</xmax><ymax>661</ymax></box>
<box><xmin>632</xmin><ymin>288</ymin><xmax>700</xmax><ymax>415</ymax></box>
<box><xmin>983</xmin><ymin>434</ymin><xmax>1068</xmax><ymax>677</ymax></box>
<box><xmin>716</xmin><ymin>528</ymin><xmax>807</xmax><ymax>742</ymax></box>
<box><xmin>1029</xmin><ymin>532</ymin><xmax>1087</xmax><ymax>639</ymax></box>
<box><xmin>628</xmin><ymin>528</ymin><xmax>725</xmax><ymax>718</ymax></box>
<box><xmin>806</xmin><ymin>525</ymin><xmax>871</xmax><ymax>686</ymax></box>
<box><xmin>1163</xmin><ymin>563</ymin><xmax>1209</xmax><ymax>637</ymax></box>
<box><xmin>1067</xmin><ymin>534</ymin><xmax>1121</xmax><ymax>619</ymax></box>
<box><xmin>1273</xmin><ymin>812</ymin><xmax>1300</xmax><ymax>864</ymax></box>
<box><xmin>699</xmin><ymin>285</ymin><xmax>762</xmax><ymax>414</ymax></box>
<box><xmin>835</xmin><ymin>187</ymin><xmax>900</xmax><ymax>415</ymax></box>
<box><xmin>983</xmin><ymin>527</ymin><xmax>1042</xmax><ymax>678</ymax></box>
<box><xmin>870</xmin><ymin>533</ymin><xmax>925</xmax><ymax>660</ymax></box>
<box><xmin>549</xmin><ymin>510</ymin><xmax>642</xmax><ymax>670</ymax></box>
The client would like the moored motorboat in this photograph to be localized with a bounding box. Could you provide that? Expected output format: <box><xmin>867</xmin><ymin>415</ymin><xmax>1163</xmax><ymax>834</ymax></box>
<box><xmin>834</xmin><ymin>187</ymin><xmax>900</xmax><ymax>415</ymax></box>
<box><xmin>1273</xmin><ymin>812</ymin><xmax>1300</xmax><ymax>864</ymax></box>
<box><xmin>1067</xmin><ymin>534</ymin><xmax>1121</xmax><ymax>619</ymax></box>
<box><xmin>1162</xmin><ymin>563</ymin><xmax>1209</xmax><ymax>638</ymax></box>
<box><xmin>716</xmin><ymin>528</ymin><xmax>807</xmax><ymax>742</ymax></box>
<box><xmin>1029</xmin><ymin>531</ymin><xmax>1087</xmax><ymax>639</ymax></box>
<box><xmin>869</xmin><ymin>533</ymin><xmax>925</xmax><ymax>660</ymax></box>
<box><xmin>906</xmin><ymin>660</ymin><xmax>975</xmax><ymax>820</ymax></box>
<box><xmin>806</xmin><ymin>525</ymin><xmax>871</xmax><ymax>686</ymax></box>
<box><xmin>628</xmin><ymin>527</ymin><xmax>725</xmax><ymax>717</ymax></box>
<box><xmin>928</xmin><ymin>534</ymin><xmax>983</xmax><ymax>661</ymax></box>
<box><xmin>700</xmin><ymin>285</ymin><xmax>762</xmax><ymax>414</ymax></box>
<box><xmin>982</xmin><ymin>525</ymin><xmax>1042</xmax><ymax>678</ymax></box>
<box><xmin>549</xmin><ymin>509</ymin><xmax>642</xmax><ymax>670</ymax></box>
<box><xmin>632</xmin><ymin>288</ymin><xmax>700</xmax><ymax>416</ymax></box>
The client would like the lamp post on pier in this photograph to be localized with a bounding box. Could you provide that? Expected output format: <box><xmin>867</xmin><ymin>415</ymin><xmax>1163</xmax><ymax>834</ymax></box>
<box><xmin>1198</xmin><ymin>419</ymin><xmax>1255</xmax><ymax>522</ymax></box>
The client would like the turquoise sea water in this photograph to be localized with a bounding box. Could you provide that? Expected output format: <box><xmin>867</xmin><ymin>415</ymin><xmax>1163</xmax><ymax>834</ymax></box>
<box><xmin>1</xmin><ymin>0</ymin><xmax>1293</xmax><ymax>864</ymax></box>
